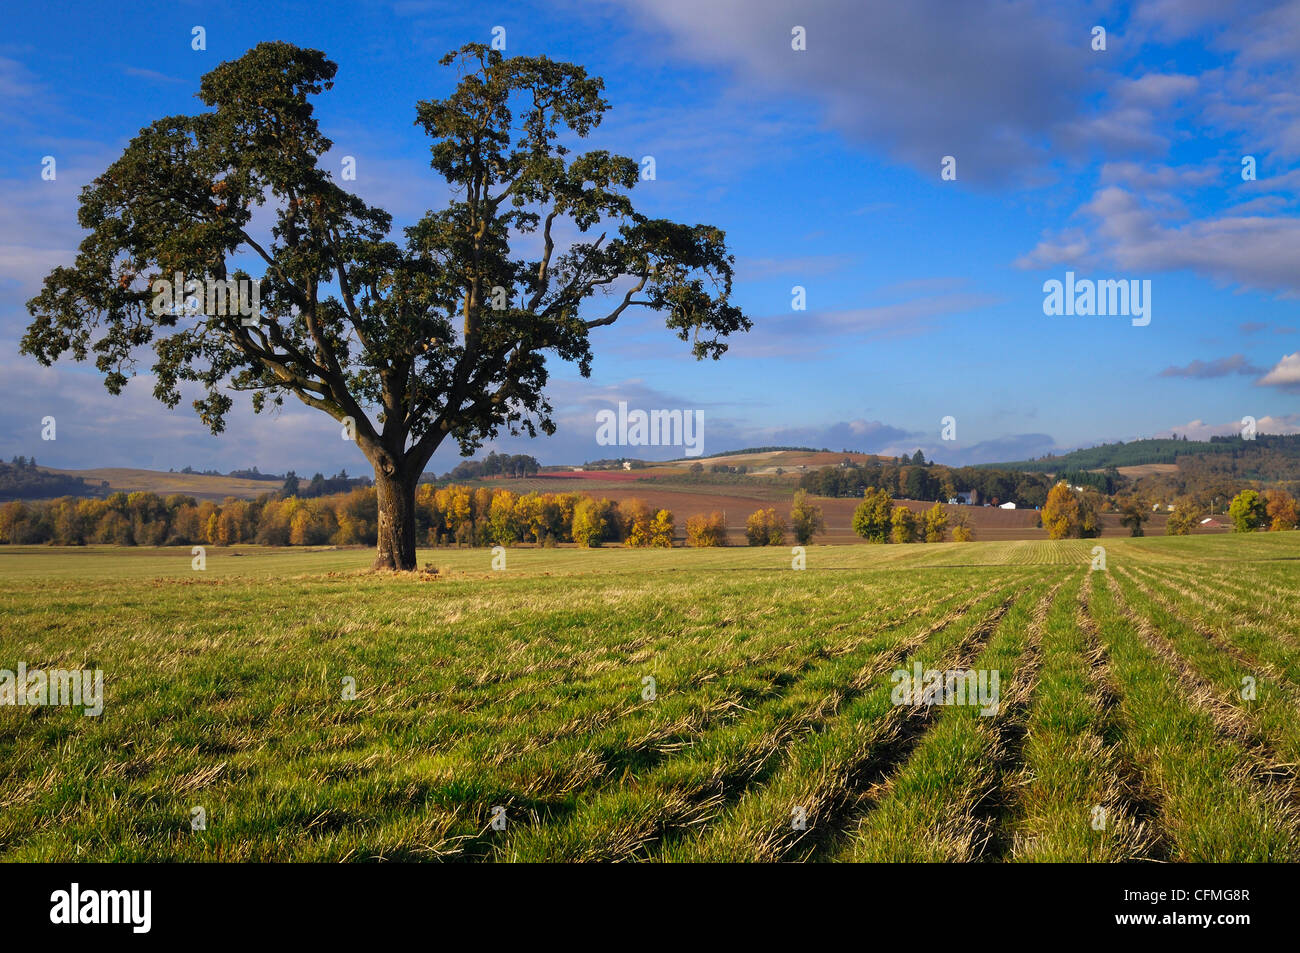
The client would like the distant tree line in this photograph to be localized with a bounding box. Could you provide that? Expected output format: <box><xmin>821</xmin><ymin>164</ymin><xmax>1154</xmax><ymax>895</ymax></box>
<box><xmin>0</xmin><ymin>457</ymin><xmax>104</xmax><ymax>501</ymax></box>
<box><xmin>438</xmin><ymin>453</ymin><xmax>542</xmax><ymax>482</ymax></box>
<box><xmin>994</xmin><ymin>434</ymin><xmax>1300</xmax><ymax>472</ymax></box>
<box><xmin>0</xmin><ymin>486</ymin><xmax>678</xmax><ymax>549</ymax></box>
<box><xmin>799</xmin><ymin>462</ymin><xmax>1054</xmax><ymax>508</ymax></box>
<box><xmin>279</xmin><ymin>470</ymin><xmax>371</xmax><ymax>498</ymax></box>
<box><xmin>173</xmin><ymin>465</ymin><xmax>281</xmax><ymax>480</ymax></box>
<box><xmin>0</xmin><ymin>485</ymin><xmax>840</xmax><ymax>550</ymax></box>
<box><xmin>850</xmin><ymin>488</ymin><xmax>973</xmax><ymax>544</ymax></box>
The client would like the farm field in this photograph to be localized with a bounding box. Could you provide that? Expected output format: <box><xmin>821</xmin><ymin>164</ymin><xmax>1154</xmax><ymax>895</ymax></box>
<box><xmin>44</xmin><ymin>467</ymin><xmax>286</xmax><ymax>502</ymax></box>
<box><xmin>1</xmin><ymin>533</ymin><xmax>1298</xmax><ymax>862</ymax></box>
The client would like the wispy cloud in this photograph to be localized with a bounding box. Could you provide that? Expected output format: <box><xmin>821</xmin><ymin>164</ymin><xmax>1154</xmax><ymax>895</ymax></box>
<box><xmin>1158</xmin><ymin>354</ymin><xmax>1262</xmax><ymax>378</ymax></box>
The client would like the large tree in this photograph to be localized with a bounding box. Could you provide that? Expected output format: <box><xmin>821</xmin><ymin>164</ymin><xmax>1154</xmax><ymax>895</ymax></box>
<box><xmin>23</xmin><ymin>42</ymin><xmax>750</xmax><ymax>569</ymax></box>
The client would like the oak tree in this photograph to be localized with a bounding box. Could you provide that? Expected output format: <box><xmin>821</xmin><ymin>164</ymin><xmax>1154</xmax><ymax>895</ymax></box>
<box><xmin>23</xmin><ymin>42</ymin><xmax>750</xmax><ymax>569</ymax></box>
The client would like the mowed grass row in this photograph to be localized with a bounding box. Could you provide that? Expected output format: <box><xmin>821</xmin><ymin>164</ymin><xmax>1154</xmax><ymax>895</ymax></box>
<box><xmin>1086</xmin><ymin>573</ymin><xmax>1300</xmax><ymax>860</ymax></box>
<box><xmin>499</xmin><ymin>579</ymin><xmax>1023</xmax><ymax>861</ymax></box>
<box><xmin>1136</xmin><ymin>560</ymin><xmax>1300</xmax><ymax>658</ymax></box>
<box><xmin>661</xmin><ymin>584</ymin><xmax>1032</xmax><ymax>861</ymax></box>
<box><xmin>829</xmin><ymin>578</ymin><xmax>1061</xmax><ymax>861</ymax></box>
<box><xmin>387</xmin><ymin>573</ymin><xmax>998</xmax><ymax>859</ymax></box>
<box><xmin>1006</xmin><ymin>573</ymin><xmax>1152</xmax><ymax>861</ymax></box>
<box><xmin>1113</xmin><ymin>565</ymin><xmax>1300</xmax><ymax>774</ymax></box>
<box><xmin>1</xmin><ymin>535</ymin><xmax>1299</xmax><ymax>861</ymax></box>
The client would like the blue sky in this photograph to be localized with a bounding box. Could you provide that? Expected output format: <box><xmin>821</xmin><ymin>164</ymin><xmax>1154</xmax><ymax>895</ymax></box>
<box><xmin>3</xmin><ymin>0</ymin><xmax>1299</xmax><ymax>476</ymax></box>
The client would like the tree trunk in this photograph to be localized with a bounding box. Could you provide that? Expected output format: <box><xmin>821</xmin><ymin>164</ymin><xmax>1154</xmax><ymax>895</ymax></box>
<box><xmin>373</xmin><ymin>465</ymin><xmax>418</xmax><ymax>571</ymax></box>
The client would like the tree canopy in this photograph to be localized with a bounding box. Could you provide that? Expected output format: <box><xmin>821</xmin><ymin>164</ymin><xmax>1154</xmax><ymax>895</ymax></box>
<box><xmin>22</xmin><ymin>42</ymin><xmax>751</xmax><ymax>568</ymax></box>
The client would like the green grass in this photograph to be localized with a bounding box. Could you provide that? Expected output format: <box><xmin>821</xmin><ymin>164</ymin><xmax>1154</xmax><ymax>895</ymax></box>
<box><xmin>1</xmin><ymin>533</ymin><xmax>1298</xmax><ymax>861</ymax></box>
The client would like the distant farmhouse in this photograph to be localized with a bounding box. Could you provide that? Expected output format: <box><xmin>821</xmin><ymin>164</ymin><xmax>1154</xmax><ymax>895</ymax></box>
<box><xmin>948</xmin><ymin>490</ymin><xmax>979</xmax><ymax>505</ymax></box>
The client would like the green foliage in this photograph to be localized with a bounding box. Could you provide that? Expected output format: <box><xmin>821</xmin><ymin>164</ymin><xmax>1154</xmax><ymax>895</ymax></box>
<box><xmin>1229</xmin><ymin>490</ymin><xmax>1268</xmax><ymax>532</ymax></box>
<box><xmin>789</xmin><ymin>489</ymin><xmax>824</xmax><ymax>545</ymax></box>
<box><xmin>922</xmin><ymin>503</ymin><xmax>948</xmax><ymax>543</ymax></box>
<box><xmin>21</xmin><ymin>41</ymin><xmax>749</xmax><ymax>569</ymax></box>
<box><xmin>851</xmin><ymin>487</ymin><xmax>893</xmax><ymax>543</ymax></box>
<box><xmin>889</xmin><ymin>505</ymin><xmax>917</xmax><ymax>544</ymax></box>
<box><xmin>0</xmin><ymin>458</ymin><xmax>100</xmax><ymax>501</ymax></box>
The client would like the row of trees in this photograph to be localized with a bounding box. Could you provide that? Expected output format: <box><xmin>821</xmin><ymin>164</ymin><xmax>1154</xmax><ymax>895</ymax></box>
<box><xmin>1040</xmin><ymin>482</ymin><xmax>1299</xmax><ymax>538</ymax></box>
<box><xmin>0</xmin><ymin>490</ymin><xmax>382</xmax><ymax>548</ymax></box>
<box><xmin>0</xmin><ymin>485</ymin><xmax>835</xmax><ymax>549</ymax></box>
<box><xmin>1224</xmin><ymin>489</ymin><xmax>1297</xmax><ymax>533</ymax></box>
<box><xmin>0</xmin><ymin>457</ymin><xmax>102</xmax><ymax>500</ymax></box>
<box><xmin>799</xmin><ymin>462</ymin><xmax>1054</xmax><ymax>509</ymax></box>
<box><xmin>850</xmin><ymin>488</ymin><xmax>973</xmax><ymax>544</ymax></box>
<box><xmin>440</xmin><ymin>453</ymin><xmax>542</xmax><ymax>482</ymax></box>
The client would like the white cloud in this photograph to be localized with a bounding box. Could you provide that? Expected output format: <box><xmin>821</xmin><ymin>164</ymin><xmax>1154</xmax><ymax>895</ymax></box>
<box><xmin>1257</xmin><ymin>352</ymin><xmax>1300</xmax><ymax>391</ymax></box>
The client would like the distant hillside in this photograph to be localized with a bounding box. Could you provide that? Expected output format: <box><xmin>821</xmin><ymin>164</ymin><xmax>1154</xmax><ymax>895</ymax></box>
<box><xmin>17</xmin><ymin>467</ymin><xmax>370</xmax><ymax>503</ymax></box>
<box><xmin>0</xmin><ymin>458</ymin><xmax>107</xmax><ymax>501</ymax></box>
<box><xmin>662</xmin><ymin>448</ymin><xmax>885</xmax><ymax>471</ymax></box>
<box><xmin>664</xmin><ymin>446</ymin><xmax>832</xmax><ymax>462</ymax></box>
<box><xmin>987</xmin><ymin>434</ymin><xmax>1300</xmax><ymax>479</ymax></box>
<box><xmin>30</xmin><ymin>467</ymin><xmax>290</xmax><ymax>502</ymax></box>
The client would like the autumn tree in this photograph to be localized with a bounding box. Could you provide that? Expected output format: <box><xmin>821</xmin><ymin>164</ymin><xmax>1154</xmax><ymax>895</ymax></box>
<box><xmin>21</xmin><ymin>43</ymin><xmax>749</xmax><ymax>570</ymax></box>
<box><xmin>852</xmin><ymin>487</ymin><xmax>893</xmax><ymax>543</ymax></box>
<box><xmin>1116</xmin><ymin>495</ymin><xmax>1149</xmax><ymax>537</ymax></box>
<box><xmin>685</xmin><ymin>511</ymin><xmax>727</xmax><ymax>547</ymax></box>
<box><xmin>622</xmin><ymin>498</ymin><xmax>655</xmax><ymax>547</ymax></box>
<box><xmin>922</xmin><ymin>502</ymin><xmax>948</xmax><ymax>542</ymax></box>
<box><xmin>789</xmin><ymin>489</ymin><xmax>824</xmax><ymax>545</ymax></box>
<box><xmin>1041</xmin><ymin>482</ymin><xmax>1076</xmax><ymax>540</ymax></box>
<box><xmin>951</xmin><ymin>509</ymin><xmax>975</xmax><ymax>542</ymax></box>
<box><xmin>1165</xmin><ymin>498</ymin><xmax>1203</xmax><ymax>536</ymax></box>
<box><xmin>648</xmin><ymin>509</ymin><xmax>675</xmax><ymax>548</ymax></box>
<box><xmin>745</xmin><ymin>507</ymin><xmax>786</xmax><ymax>546</ymax></box>
<box><xmin>1077</xmin><ymin>488</ymin><xmax>1104</xmax><ymax>539</ymax></box>
<box><xmin>890</xmin><ymin>505</ymin><xmax>917</xmax><ymax>544</ymax></box>
<box><xmin>1265</xmin><ymin>489</ymin><xmax>1298</xmax><ymax>531</ymax></box>
<box><xmin>571</xmin><ymin>496</ymin><xmax>613</xmax><ymax>547</ymax></box>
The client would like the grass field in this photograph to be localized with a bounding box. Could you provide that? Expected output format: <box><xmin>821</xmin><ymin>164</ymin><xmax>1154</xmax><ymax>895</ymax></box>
<box><xmin>2</xmin><ymin>533</ymin><xmax>1298</xmax><ymax>862</ymax></box>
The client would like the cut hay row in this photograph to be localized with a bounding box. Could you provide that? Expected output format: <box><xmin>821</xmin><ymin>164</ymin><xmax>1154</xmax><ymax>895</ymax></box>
<box><xmin>1087</xmin><ymin>574</ymin><xmax>1300</xmax><ymax>860</ymax></box>
<box><xmin>832</xmin><ymin>579</ymin><xmax>1061</xmax><ymax>861</ymax></box>
<box><xmin>497</xmin><ymin>583</ymin><xmax>1009</xmax><ymax>861</ymax></box>
<box><xmin>1133</xmin><ymin>561</ymin><xmax>1300</xmax><ymax>660</ymax></box>
<box><xmin>453</xmin><ymin>575</ymin><xmax>986</xmax><ymax>776</ymax></box>
<box><xmin>660</xmin><ymin>588</ymin><xmax>1023</xmax><ymax>862</ymax></box>
<box><xmin>1007</xmin><ymin>572</ymin><xmax>1153</xmax><ymax>861</ymax></box>
<box><xmin>351</xmin><ymin>578</ymin><xmax>996</xmax><ymax>859</ymax></box>
<box><xmin>1110</xmin><ymin>567</ymin><xmax>1300</xmax><ymax>786</ymax></box>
